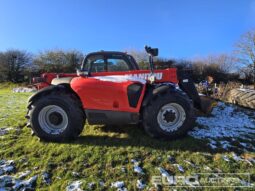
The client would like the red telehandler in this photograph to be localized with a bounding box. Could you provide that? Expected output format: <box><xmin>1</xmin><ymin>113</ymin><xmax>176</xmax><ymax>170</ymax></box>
<box><xmin>27</xmin><ymin>46</ymin><xmax>212</xmax><ymax>141</ymax></box>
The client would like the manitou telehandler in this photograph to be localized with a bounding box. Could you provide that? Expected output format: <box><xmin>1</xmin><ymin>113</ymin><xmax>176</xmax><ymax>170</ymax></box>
<box><xmin>26</xmin><ymin>46</ymin><xmax>212</xmax><ymax>141</ymax></box>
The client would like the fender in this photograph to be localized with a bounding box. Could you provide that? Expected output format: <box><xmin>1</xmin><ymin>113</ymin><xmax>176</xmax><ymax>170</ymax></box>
<box><xmin>142</xmin><ymin>84</ymin><xmax>176</xmax><ymax>107</ymax></box>
<box><xmin>28</xmin><ymin>84</ymin><xmax>80</xmax><ymax>105</ymax></box>
<box><xmin>29</xmin><ymin>77</ymin><xmax>75</xmax><ymax>103</ymax></box>
<box><xmin>28</xmin><ymin>85</ymin><xmax>65</xmax><ymax>104</ymax></box>
<box><xmin>51</xmin><ymin>77</ymin><xmax>74</xmax><ymax>85</ymax></box>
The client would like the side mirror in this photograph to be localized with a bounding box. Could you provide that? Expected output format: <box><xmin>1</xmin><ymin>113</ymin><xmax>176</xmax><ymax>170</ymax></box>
<box><xmin>76</xmin><ymin>68</ymin><xmax>89</xmax><ymax>77</ymax></box>
<box><xmin>145</xmin><ymin>46</ymin><xmax>158</xmax><ymax>57</ymax></box>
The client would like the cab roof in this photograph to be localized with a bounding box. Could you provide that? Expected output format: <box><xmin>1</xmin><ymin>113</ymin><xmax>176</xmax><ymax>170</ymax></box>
<box><xmin>83</xmin><ymin>51</ymin><xmax>140</xmax><ymax>70</ymax></box>
<box><xmin>86</xmin><ymin>51</ymin><xmax>129</xmax><ymax>57</ymax></box>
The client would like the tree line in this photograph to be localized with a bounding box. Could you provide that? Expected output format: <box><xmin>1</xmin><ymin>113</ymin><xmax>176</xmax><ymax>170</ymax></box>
<box><xmin>0</xmin><ymin>29</ymin><xmax>254</xmax><ymax>86</ymax></box>
<box><xmin>0</xmin><ymin>50</ymin><xmax>83</xmax><ymax>82</ymax></box>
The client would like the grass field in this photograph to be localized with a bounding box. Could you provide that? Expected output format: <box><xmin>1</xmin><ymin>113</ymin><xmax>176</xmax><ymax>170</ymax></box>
<box><xmin>0</xmin><ymin>84</ymin><xmax>254</xmax><ymax>190</ymax></box>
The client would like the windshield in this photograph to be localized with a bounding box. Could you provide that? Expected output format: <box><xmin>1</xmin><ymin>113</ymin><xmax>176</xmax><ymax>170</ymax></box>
<box><xmin>81</xmin><ymin>53</ymin><xmax>139</xmax><ymax>72</ymax></box>
<box><xmin>81</xmin><ymin>54</ymin><xmax>104</xmax><ymax>71</ymax></box>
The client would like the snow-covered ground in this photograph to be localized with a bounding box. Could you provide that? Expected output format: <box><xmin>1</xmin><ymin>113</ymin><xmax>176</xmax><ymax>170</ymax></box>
<box><xmin>12</xmin><ymin>87</ymin><xmax>36</xmax><ymax>93</ymax></box>
<box><xmin>0</xmin><ymin>127</ymin><xmax>14</xmax><ymax>136</ymax></box>
<box><xmin>189</xmin><ymin>102</ymin><xmax>255</xmax><ymax>152</ymax></box>
<box><xmin>0</xmin><ymin>160</ymin><xmax>38</xmax><ymax>190</ymax></box>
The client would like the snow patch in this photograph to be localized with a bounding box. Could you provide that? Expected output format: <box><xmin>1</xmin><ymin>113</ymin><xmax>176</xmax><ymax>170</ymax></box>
<box><xmin>88</xmin><ymin>182</ymin><xmax>95</xmax><ymax>189</ymax></box>
<box><xmin>111</xmin><ymin>181</ymin><xmax>127</xmax><ymax>190</ymax></box>
<box><xmin>0</xmin><ymin>164</ymin><xmax>37</xmax><ymax>191</ymax></box>
<box><xmin>158</xmin><ymin>167</ymin><xmax>172</xmax><ymax>185</ymax></box>
<box><xmin>99</xmin><ymin>180</ymin><xmax>105</xmax><ymax>187</ymax></box>
<box><xmin>189</xmin><ymin>102</ymin><xmax>255</xmax><ymax>151</ymax></box>
<box><xmin>66</xmin><ymin>180</ymin><xmax>83</xmax><ymax>191</ymax></box>
<box><xmin>41</xmin><ymin>172</ymin><xmax>51</xmax><ymax>185</ymax></box>
<box><xmin>0</xmin><ymin>128</ymin><xmax>14</xmax><ymax>136</ymax></box>
<box><xmin>121</xmin><ymin>166</ymin><xmax>126</xmax><ymax>173</ymax></box>
<box><xmin>72</xmin><ymin>171</ymin><xmax>80</xmax><ymax>177</ymax></box>
<box><xmin>136</xmin><ymin>179</ymin><xmax>146</xmax><ymax>189</ymax></box>
<box><xmin>134</xmin><ymin>165</ymin><xmax>144</xmax><ymax>175</ymax></box>
<box><xmin>167</xmin><ymin>155</ymin><xmax>176</xmax><ymax>163</ymax></box>
<box><xmin>131</xmin><ymin>159</ymin><xmax>145</xmax><ymax>175</ymax></box>
<box><xmin>12</xmin><ymin>87</ymin><xmax>36</xmax><ymax>93</ymax></box>
<box><xmin>203</xmin><ymin>166</ymin><xmax>212</xmax><ymax>171</ymax></box>
<box><xmin>231</xmin><ymin>153</ymin><xmax>242</xmax><ymax>162</ymax></box>
<box><xmin>183</xmin><ymin>160</ymin><xmax>196</xmax><ymax>168</ymax></box>
<box><xmin>0</xmin><ymin>160</ymin><xmax>37</xmax><ymax>191</ymax></box>
<box><xmin>16</xmin><ymin>170</ymin><xmax>31</xmax><ymax>179</ymax></box>
<box><xmin>0</xmin><ymin>160</ymin><xmax>15</xmax><ymax>175</ymax></box>
<box><xmin>173</xmin><ymin>164</ymin><xmax>185</xmax><ymax>173</ymax></box>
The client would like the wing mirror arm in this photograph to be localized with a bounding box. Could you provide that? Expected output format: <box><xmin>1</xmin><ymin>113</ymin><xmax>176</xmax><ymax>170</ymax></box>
<box><xmin>145</xmin><ymin>45</ymin><xmax>159</xmax><ymax>83</ymax></box>
<box><xmin>149</xmin><ymin>54</ymin><xmax>154</xmax><ymax>74</ymax></box>
<box><xmin>145</xmin><ymin>45</ymin><xmax>158</xmax><ymax>74</ymax></box>
<box><xmin>76</xmin><ymin>68</ymin><xmax>89</xmax><ymax>77</ymax></box>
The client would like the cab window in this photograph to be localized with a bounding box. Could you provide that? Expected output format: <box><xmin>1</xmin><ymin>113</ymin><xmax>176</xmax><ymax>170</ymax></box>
<box><xmin>107</xmin><ymin>56</ymin><xmax>130</xmax><ymax>72</ymax></box>
<box><xmin>84</xmin><ymin>55</ymin><xmax>106</xmax><ymax>72</ymax></box>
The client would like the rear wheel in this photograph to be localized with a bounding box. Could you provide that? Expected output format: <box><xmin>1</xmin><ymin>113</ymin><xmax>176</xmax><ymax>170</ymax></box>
<box><xmin>27</xmin><ymin>92</ymin><xmax>85</xmax><ymax>141</ymax></box>
<box><xmin>143</xmin><ymin>91</ymin><xmax>194</xmax><ymax>139</ymax></box>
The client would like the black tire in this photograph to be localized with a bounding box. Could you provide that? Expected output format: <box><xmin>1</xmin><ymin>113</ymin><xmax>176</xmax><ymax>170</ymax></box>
<box><xmin>143</xmin><ymin>90</ymin><xmax>195</xmax><ymax>139</ymax></box>
<box><xmin>27</xmin><ymin>91</ymin><xmax>85</xmax><ymax>141</ymax></box>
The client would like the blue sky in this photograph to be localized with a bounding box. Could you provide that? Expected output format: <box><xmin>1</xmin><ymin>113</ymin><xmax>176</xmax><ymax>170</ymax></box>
<box><xmin>0</xmin><ymin>0</ymin><xmax>254</xmax><ymax>58</ymax></box>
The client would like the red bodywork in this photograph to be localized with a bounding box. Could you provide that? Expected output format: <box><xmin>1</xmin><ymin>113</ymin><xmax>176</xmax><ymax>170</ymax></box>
<box><xmin>33</xmin><ymin>68</ymin><xmax>177</xmax><ymax>89</ymax></box>
<box><xmin>33</xmin><ymin>73</ymin><xmax>77</xmax><ymax>89</ymax></box>
<box><xmin>70</xmin><ymin>68</ymin><xmax>177</xmax><ymax>112</ymax></box>
<box><xmin>34</xmin><ymin>68</ymin><xmax>178</xmax><ymax>113</ymax></box>
<box><xmin>71</xmin><ymin>77</ymin><xmax>146</xmax><ymax>112</ymax></box>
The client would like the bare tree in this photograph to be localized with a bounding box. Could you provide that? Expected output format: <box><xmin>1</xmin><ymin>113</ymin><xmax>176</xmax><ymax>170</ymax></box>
<box><xmin>191</xmin><ymin>54</ymin><xmax>238</xmax><ymax>83</ymax></box>
<box><xmin>34</xmin><ymin>50</ymin><xmax>83</xmax><ymax>73</ymax></box>
<box><xmin>0</xmin><ymin>52</ymin><xmax>8</xmax><ymax>81</ymax></box>
<box><xmin>235</xmin><ymin>29</ymin><xmax>255</xmax><ymax>88</ymax></box>
<box><xmin>125</xmin><ymin>49</ymin><xmax>149</xmax><ymax>69</ymax></box>
<box><xmin>125</xmin><ymin>49</ymin><xmax>176</xmax><ymax>70</ymax></box>
<box><xmin>0</xmin><ymin>50</ymin><xmax>32</xmax><ymax>82</ymax></box>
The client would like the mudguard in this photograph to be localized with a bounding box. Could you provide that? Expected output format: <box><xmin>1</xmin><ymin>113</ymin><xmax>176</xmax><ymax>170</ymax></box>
<box><xmin>51</xmin><ymin>77</ymin><xmax>74</xmax><ymax>85</ymax></box>
<box><xmin>28</xmin><ymin>85</ymin><xmax>68</xmax><ymax>104</ymax></box>
<box><xmin>142</xmin><ymin>84</ymin><xmax>176</xmax><ymax>107</ymax></box>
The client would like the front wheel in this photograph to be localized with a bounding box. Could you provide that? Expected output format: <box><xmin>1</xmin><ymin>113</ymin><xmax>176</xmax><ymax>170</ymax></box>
<box><xmin>27</xmin><ymin>92</ymin><xmax>85</xmax><ymax>141</ymax></box>
<box><xmin>143</xmin><ymin>91</ymin><xmax>195</xmax><ymax>139</ymax></box>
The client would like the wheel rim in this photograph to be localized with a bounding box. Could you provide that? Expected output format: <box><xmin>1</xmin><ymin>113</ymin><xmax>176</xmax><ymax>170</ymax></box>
<box><xmin>38</xmin><ymin>105</ymin><xmax>68</xmax><ymax>135</ymax></box>
<box><xmin>157</xmin><ymin>103</ymin><xmax>186</xmax><ymax>132</ymax></box>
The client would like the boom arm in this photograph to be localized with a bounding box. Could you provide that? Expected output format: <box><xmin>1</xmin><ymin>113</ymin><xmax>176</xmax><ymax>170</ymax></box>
<box><xmin>177</xmin><ymin>69</ymin><xmax>216</xmax><ymax>114</ymax></box>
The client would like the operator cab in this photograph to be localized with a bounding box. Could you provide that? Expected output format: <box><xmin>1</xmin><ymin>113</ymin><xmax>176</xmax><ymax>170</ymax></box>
<box><xmin>80</xmin><ymin>51</ymin><xmax>139</xmax><ymax>75</ymax></box>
